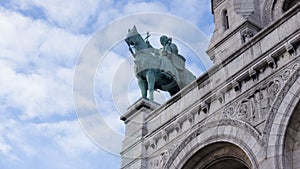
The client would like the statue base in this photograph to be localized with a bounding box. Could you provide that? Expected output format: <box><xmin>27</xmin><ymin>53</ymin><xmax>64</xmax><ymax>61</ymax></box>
<box><xmin>120</xmin><ymin>98</ymin><xmax>160</xmax><ymax>169</ymax></box>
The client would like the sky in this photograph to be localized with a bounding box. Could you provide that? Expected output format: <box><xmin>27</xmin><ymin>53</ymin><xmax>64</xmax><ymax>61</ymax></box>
<box><xmin>0</xmin><ymin>1</ymin><xmax>214</xmax><ymax>169</ymax></box>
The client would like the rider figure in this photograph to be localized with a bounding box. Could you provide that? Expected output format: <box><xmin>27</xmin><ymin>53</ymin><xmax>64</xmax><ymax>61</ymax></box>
<box><xmin>158</xmin><ymin>35</ymin><xmax>180</xmax><ymax>81</ymax></box>
<box><xmin>160</xmin><ymin>35</ymin><xmax>178</xmax><ymax>56</ymax></box>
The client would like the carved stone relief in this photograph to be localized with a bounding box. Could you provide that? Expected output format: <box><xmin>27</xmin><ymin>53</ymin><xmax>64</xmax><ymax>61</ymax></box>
<box><xmin>160</xmin><ymin>151</ymin><xmax>169</xmax><ymax>168</ymax></box>
<box><xmin>241</xmin><ymin>28</ymin><xmax>255</xmax><ymax>43</ymax></box>
<box><xmin>223</xmin><ymin>57</ymin><xmax>299</xmax><ymax>133</ymax></box>
<box><xmin>150</xmin><ymin>158</ymin><xmax>160</xmax><ymax>168</ymax></box>
<box><xmin>263</xmin><ymin>59</ymin><xmax>300</xmax><ymax>143</ymax></box>
<box><xmin>223</xmin><ymin>90</ymin><xmax>271</xmax><ymax>127</ymax></box>
<box><xmin>267</xmin><ymin>79</ymin><xmax>281</xmax><ymax>98</ymax></box>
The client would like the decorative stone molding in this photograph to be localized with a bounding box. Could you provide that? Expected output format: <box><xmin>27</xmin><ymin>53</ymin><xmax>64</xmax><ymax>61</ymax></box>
<box><xmin>154</xmin><ymin>132</ymin><xmax>162</xmax><ymax>141</ymax></box>
<box><xmin>217</xmin><ymin>90</ymin><xmax>225</xmax><ymax>104</ymax></box>
<box><xmin>263</xmin><ymin>57</ymin><xmax>300</xmax><ymax>144</ymax></box>
<box><xmin>223</xmin><ymin>97</ymin><xmax>260</xmax><ymax>125</ymax></box>
<box><xmin>164</xmin><ymin>120</ymin><xmax>262</xmax><ymax>169</ymax></box>
<box><xmin>149</xmin><ymin>158</ymin><xmax>160</xmax><ymax>168</ymax></box>
<box><xmin>222</xmin><ymin>35</ymin><xmax>300</xmax><ymax>97</ymax></box>
<box><xmin>160</xmin><ymin>151</ymin><xmax>169</xmax><ymax>168</ymax></box>
<box><xmin>267</xmin><ymin>79</ymin><xmax>281</xmax><ymax>98</ymax></box>
<box><xmin>200</xmin><ymin>102</ymin><xmax>209</xmax><ymax>114</ymax></box>
<box><xmin>248</xmin><ymin>67</ymin><xmax>257</xmax><ymax>80</ymax></box>
<box><xmin>232</xmin><ymin>80</ymin><xmax>240</xmax><ymax>91</ymax></box>
<box><xmin>150</xmin><ymin>139</ymin><xmax>157</xmax><ymax>150</ymax></box>
<box><xmin>285</xmin><ymin>42</ymin><xmax>296</xmax><ymax>56</ymax></box>
<box><xmin>178</xmin><ymin>114</ymin><xmax>187</xmax><ymax>123</ymax></box>
<box><xmin>162</xmin><ymin>130</ymin><xmax>169</xmax><ymax>142</ymax></box>
<box><xmin>187</xmin><ymin>114</ymin><xmax>194</xmax><ymax>125</ymax></box>
<box><xmin>241</xmin><ymin>27</ymin><xmax>255</xmax><ymax>43</ymax></box>
<box><xmin>174</xmin><ymin>121</ymin><xmax>182</xmax><ymax>133</ymax></box>
<box><xmin>266</xmin><ymin>55</ymin><xmax>277</xmax><ymax>68</ymax></box>
<box><xmin>222</xmin><ymin>59</ymin><xmax>300</xmax><ymax>129</ymax></box>
<box><xmin>164</xmin><ymin>123</ymin><xmax>174</xmax><ymax>133</ymax></box>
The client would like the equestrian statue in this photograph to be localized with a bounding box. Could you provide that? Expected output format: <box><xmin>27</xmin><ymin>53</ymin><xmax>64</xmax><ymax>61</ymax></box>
<box><xmin>125</xmin><ymin>26</ymin><xmax>196</xmax><ymax>101</ymax></box>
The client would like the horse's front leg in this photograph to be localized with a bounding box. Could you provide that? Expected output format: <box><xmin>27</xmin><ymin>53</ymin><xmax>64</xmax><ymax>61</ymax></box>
<box><xmin>137</xmin><ymin>77</ymin><xmax>147</xmax><ymax>99</ymax></box>
<box><xmin>146</xmin><ymin>69</ymin><xmax>156</xmax><ymax>101</ymax></box>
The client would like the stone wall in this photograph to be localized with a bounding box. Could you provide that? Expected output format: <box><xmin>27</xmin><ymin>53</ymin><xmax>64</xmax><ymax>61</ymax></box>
<box><xmin>120</xmin><ymin>1</ymin><xmax>300</xmax><ymax>169</ymax></box>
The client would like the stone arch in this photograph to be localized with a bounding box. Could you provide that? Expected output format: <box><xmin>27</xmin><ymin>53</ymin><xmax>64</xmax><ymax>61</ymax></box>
<box><xmin>263</xmin><ymin>65</ymin><xmax>300</xmax><ymax>168</ymax></box>
<box><xmin>272</xmin><ymin>0</ymin><xmax>300</xmax><ymax>20</ymax></box>
<box><xmin>283</xmin><ymin>0</ymin><xmax>300</xmax><ymax>11</ymax></box>
<box><xmin>283</xmin><ymin>102</ymin><xmax>300</xmax><ymax>168</ymax></box>
<box><xmin>164</xmin><ymin>120</ymin><xmax>261</xmax><ymax>169</ymax></box>
<box><xmin>262</xmin><ymin>0</ymin><xmax>300</xmax><ymax>26</ymax></box>
<box><xmin>182</xmin><ymin>142</ymin><xmax>251</xmax><ymax>169</ymax></box>
<box><xmin>261</xmin><ymin>0</ymin><xmax>299</xmax><ymax>27</ymax></box>
<box><xmin>262</xmin><ymin>0</ymin><xmax>275</xmax><ymax>26</ymax></box>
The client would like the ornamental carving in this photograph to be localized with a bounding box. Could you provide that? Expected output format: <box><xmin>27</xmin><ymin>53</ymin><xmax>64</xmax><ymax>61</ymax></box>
<box><xmin>282</xmin><ymin>69</ymin><xmax>292</xmax><ymax>80</ymax></box>
<box><xmin>223</xmin><ymin>60</ymin><xmax>300</xmax><ymax>127</ymax></box>
<box><xmin>268</xmin><ymin>80</ymin><xmax>281</xmax><ymax>98</ymax></box>
<box><xmin>223</xmin><ymin>92</ymin><xmax>270</xmax><ymax>126</ymax></box>
<box><xmin>160</xmin><ymin>151</ymin><xmax>169</xmax><ymax>168</ymax></box>
<box><xmin>241</xmin><ymin>28</ymin><xmax>255</xmax><ymax>43</ymax></box>
<box><xmin>237</xmin><ymin>100</ymin><xmax>252</xmax><ymax>121</ymax></box>
<box><xmin>263</xmin><ymin>60</ymin><xmax>300</xmax><ymax>143</ymax></box>
<box><xmin>150</xmin><ymin>158</ymin><xmax>160</xmax><ymax>168</ymax></box>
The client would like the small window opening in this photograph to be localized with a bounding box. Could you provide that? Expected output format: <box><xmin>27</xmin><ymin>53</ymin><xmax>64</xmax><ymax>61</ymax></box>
<box><xmin>222</xmin><ymin>10</ymin><xmax>229</xmax><ymax>31</ymax></box>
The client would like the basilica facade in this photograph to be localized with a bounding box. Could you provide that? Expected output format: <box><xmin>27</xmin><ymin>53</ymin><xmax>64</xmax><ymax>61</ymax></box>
<box><xmin>121</xmin><ymin>0</ymin><xmax>300</xmax><ymax>168</ymax></box>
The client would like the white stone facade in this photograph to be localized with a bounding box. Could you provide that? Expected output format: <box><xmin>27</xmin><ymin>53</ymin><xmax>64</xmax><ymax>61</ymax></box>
<box><xmin>121</xmin><ymin>0</ymin><xmax>300</xmax><ymax>168</ymax></box>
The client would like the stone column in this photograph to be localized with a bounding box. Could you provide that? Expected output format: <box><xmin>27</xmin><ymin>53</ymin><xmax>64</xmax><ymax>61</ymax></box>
<box><xmin>120</xmin><ymin>98</ymin><xmax>159</xmax><ymax>169</ymax></box>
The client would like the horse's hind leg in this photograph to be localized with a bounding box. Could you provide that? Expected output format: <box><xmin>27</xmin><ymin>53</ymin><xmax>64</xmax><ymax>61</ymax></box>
<box><xmin>138</xmin><ymin>78</ymin><xmax>147</xmax><ymax>98</ymax></box>
<box><xmin>146</xmin><ymin>69</ymin><xmax>155</xmax><ymax>101</ymax></box>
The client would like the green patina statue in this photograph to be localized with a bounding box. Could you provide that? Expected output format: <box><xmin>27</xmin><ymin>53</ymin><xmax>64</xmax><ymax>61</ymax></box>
<box><xmin>125</xmin><ymin>26</ymin><xmax>196</xmax><ymax>101</ymax></box>
<box><xmin>160</xmin><ymin>35</ymin><xmax>178</xmax><ymax>55</ymax></box>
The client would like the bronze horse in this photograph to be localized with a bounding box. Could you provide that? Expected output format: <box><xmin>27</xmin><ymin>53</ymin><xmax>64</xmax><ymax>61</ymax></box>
<box><xmin>125</xmin><ymin>26</ymin><xmax>195</xmax><ymax>101</ymax></box>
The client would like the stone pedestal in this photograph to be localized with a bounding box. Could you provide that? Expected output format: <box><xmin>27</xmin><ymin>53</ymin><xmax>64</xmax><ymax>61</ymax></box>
<box><xmin>120</xmin><ymin>98</ymin><xmax>159</xmax><ymax>169</ymax></box>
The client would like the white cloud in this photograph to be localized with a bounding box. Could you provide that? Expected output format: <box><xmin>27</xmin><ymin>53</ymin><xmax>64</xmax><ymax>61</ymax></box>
<box><xmin>0</xmin><ymin>6</ymin><xmax>87</xmax><ymax>69</ymax></box>
<box><xmin>0</xmin><ymin>120</ymin><xmax>14</xmax><ymax>158</ymax></box>
<box><xmin>0</xmin><ymin>7</ymin><xmax>87</xmax><ymax>120</ymax></box>
<box><xmin>0</xmin><ymin>116</ymin><xmax>34</xmax><ymax>160</ymax></box>
<box><xmin>0</xmin><ymin>0</ymin><xmax>215</xmax><ymax>168</ymax></box>
<box><xmin>32</xmin><ymin>120</ymin><xmax>98</xmax><ymax>155</ymax></box>
<box><xmin>123</xmin><ymin>1</ymin><xmax>167</xmax><ymax>14</ymax></box>
<box><xmin>0</xmin><ymin>142</ymin><xmax>11</xmax><ymax>155</ymax></box>
<box><xmin>0</xmin><ymin>59</ymin><xmax>74</xmax><ymax>120</ymax></box>
<box><xmin>0</xmin><ymin>112</ymin><xmax>116</xmax><ymax>169</ymax></box>
<box><xmin>9</xmin><ymin>0</ymin><xmax>102</xmax><ymax>33</ymax></box>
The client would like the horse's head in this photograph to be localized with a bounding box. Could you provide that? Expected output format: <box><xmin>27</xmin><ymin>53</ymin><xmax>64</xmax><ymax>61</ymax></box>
<box><xmin>125</xmin><ymin>26</ymin><xmax>149</xmax><ymax>52</ymax></box>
